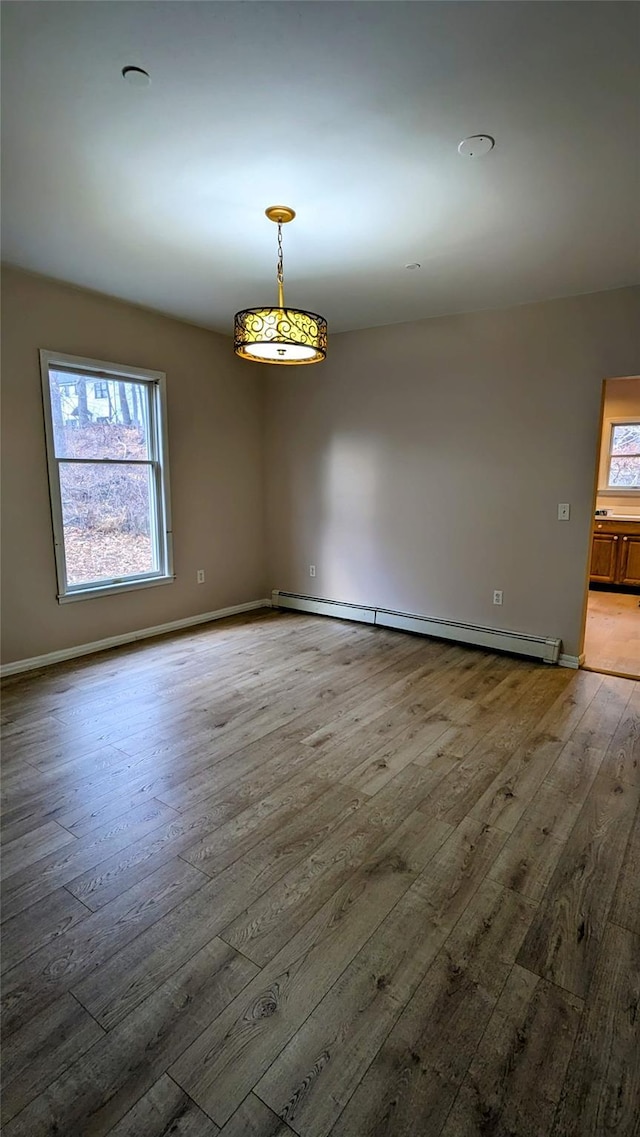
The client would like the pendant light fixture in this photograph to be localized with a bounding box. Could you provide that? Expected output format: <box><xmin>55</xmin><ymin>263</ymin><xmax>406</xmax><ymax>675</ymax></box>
<box><xmin>234</xmin><ymin>206</ymin><xmax>327</xmax><ymax>365</ymax></box>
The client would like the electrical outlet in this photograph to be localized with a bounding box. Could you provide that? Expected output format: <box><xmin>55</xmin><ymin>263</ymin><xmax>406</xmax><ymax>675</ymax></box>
<box><xmin>493</xmin><ymin>590</ymin><xmax>503</xmax><ymax>605</ymax></box>
<box><xmin>558</xmin><ymin>503</ymin><xmax>571</xmax><ymax>521</ymax></box>
<box><xmin>197</xmin><ymin>569</ymin><xmax>205</xmax><ymax>584</ymax></box>
<box><xmin>309</xmin><ymin>565</ymin><xmax>316</xmax><ymax>578</ymax></box>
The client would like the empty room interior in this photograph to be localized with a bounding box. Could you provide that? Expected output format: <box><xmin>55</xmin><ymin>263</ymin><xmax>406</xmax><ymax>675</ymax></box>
<box><xmin>1</xmin><ymin>3</ymin><xmax>639</xmax><ymax>1136</ymax></box>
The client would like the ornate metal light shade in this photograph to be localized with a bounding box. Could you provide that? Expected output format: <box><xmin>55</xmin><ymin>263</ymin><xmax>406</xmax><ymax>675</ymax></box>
<box><xmin>234</xmin><ymin>306</ymin><xmax>327</xmax><ymax>365</ymax></box>
<box><xmin>234</xmin><ymin>206</ymin><xmax>327</xmax><ymax>366</ymax></box>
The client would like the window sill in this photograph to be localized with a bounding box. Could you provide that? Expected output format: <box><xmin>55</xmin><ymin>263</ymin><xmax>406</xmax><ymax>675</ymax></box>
<box><xmin>597</xmin><ymin>488</ymin><xmax>640</xmax><ymax>497</ymax></box>
<box><xmin>58</xmin><ymin>574</ymin><xmax>175</xmax><ymax>604</ymax></box>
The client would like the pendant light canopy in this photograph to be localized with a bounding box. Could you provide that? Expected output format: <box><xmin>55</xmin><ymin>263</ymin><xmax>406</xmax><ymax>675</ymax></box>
<box><xmin>234</xmin><ymin>206</ymin><xmax>327</xmax><ymax>366</ymax></box>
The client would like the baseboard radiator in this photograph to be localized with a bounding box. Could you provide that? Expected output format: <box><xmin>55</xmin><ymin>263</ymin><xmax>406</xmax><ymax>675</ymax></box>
<box><xmin>272</xmin><ymin>590</ymin><xmax>562</xmax><ymax>665</ymax></box>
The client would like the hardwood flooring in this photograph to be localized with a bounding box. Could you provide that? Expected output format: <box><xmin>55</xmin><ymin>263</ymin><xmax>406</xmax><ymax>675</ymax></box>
<box><xmin>584</xmin><ymin>589</ymin><xmax>640</xmax><ymax>678</ymax></box>
<box><xmin>1</xmin><ymin>610</ymin><xmax>638</xmax><ymax>1136</ymax></box>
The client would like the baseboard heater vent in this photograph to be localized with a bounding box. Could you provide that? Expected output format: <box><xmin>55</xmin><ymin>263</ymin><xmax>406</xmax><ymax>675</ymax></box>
<box><xmin>272</xmin><ymin>590</ymin><xmax>561</xmax><ymax>665</ymax></box>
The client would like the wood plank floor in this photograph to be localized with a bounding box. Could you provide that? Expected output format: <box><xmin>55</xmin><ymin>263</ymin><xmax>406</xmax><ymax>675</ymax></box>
<box><xmin>583</xmin><ymin>589</ymin><xmax>640</xmax><ymax>678</ymax></box>
<box><xmin>1</xmin><ymin>610</ymin><xmax>638</xmax><ymax>1137</ymax></box>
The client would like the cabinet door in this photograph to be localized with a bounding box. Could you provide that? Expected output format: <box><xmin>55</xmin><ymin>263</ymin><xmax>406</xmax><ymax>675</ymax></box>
<box><xmin>590</xmin><ymin>534</ymin><xmax>618</xmax><ymax>582</ymax></box>
<box><xmin>618</xmin><ymin>536</ymin><xmax>640</xmax><ymax>586</ymax></box>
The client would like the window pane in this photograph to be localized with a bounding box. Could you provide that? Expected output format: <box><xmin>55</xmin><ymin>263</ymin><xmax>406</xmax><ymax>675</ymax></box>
<box><xmin>609</xmin><ymin>455</ymin><xmax>640</xmax><ymax>488</ymax></box>
<box><xmin>611</xmin><ymin>423</ymin><xmax>640</xmax><ymax>456</ymax></box>
<box><xmin>49</xmin><ymin>371</ymin><xmax>150</xmax><ymax>460</ymax></box>
<box><xmin>59</xmin><ymin>463</ymin><xmax>156</xmax><ymax>585</ymax></box>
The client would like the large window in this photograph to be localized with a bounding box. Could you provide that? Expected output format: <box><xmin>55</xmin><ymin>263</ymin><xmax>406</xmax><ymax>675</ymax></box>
<box><xmin>40</xmin><ymin>350</ymin><xmax>173</xmax><ymax>602</ymax></box>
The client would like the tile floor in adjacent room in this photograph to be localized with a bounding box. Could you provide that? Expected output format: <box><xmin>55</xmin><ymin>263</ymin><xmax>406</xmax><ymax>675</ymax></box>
<box><xmin>583</xmin><ymin>589</ymin><xmax>640</xmax><ymax>679</ymax></box>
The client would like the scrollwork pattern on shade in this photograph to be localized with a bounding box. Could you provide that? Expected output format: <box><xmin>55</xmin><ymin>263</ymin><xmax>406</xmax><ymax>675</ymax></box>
<box><xmin>234</xmin><ymin>306</ymin><xmax>327</xmax><ymax>364</ymax></box>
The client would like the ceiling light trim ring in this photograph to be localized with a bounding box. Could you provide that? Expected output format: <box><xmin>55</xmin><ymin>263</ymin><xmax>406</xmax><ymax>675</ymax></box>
<box><xmin>122</xmin><ymin>65</ymin><xmax>151</xmax><ymax>87</ymax></box>
<box><xmin>457</xmin><ymin>134</ymin><xmax>495</xmax><ymax>158</ymax></box>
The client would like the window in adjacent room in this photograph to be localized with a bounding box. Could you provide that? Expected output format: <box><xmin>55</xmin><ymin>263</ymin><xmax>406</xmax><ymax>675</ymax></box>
<box><xmin>607</xmin><ymin>420</ymin><xmax>640</xmax><ymax>489</ymax></box>
<box><xmin>40</xmin><ymin>350</ymin><xmax>174</xmax><ymax>602</ymax></box>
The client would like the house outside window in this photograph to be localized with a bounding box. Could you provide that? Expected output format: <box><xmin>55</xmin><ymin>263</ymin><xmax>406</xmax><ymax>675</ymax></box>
<box><xmin>40</xmin><ymin>350</ymin><xmax>174</xmax><ymax>602</ymax></box>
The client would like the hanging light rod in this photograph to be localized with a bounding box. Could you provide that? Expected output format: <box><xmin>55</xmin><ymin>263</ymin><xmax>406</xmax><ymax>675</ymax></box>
<box><xmin>234</xmin><ymin>206</ymin><xmax>327</xmax><ymax>366</ymax></box>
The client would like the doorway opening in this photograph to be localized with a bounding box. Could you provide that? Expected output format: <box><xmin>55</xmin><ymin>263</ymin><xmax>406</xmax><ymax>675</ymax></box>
<box><xmin>582</xmin><ymin>376</ymin><xmax>640</xmax><ymax>679</ymax></box>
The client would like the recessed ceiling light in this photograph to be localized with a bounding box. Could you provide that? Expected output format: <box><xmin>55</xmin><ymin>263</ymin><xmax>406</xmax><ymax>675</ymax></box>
<box><xmin>122</xmin><ymin>66</ymin><xmax>151</xmax><ymax>88</ymax></box>
<box><xmin>405</xmin><ymin>262</ymin><xmax>421</xmax><ymax>270</ymax></box>
<box><xmin>458</xmin><ymin>135</ymin><xmax>495</xmax><ymax>158</ymax></box>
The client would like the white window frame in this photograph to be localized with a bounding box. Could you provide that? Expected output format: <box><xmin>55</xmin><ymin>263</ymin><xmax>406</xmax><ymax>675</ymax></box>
<box><xmin>40</xmin><ymin>349</ymin><xmax>174</xmax><ymax>603</ymax></box>
<box><xmin>598</xmin><ymin>415</ymin><xmax>640</xmax><ymax>497</ymax></box>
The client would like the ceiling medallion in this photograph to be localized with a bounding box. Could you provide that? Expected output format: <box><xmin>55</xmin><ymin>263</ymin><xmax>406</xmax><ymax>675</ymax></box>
<box><xmin>234</xmin><ymin>206</ymin><xmax>327</xmax><ymax>366</ymax></box>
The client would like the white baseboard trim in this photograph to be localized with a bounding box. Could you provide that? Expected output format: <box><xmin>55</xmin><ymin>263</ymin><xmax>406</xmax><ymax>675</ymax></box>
<box><xmin>0</xmin><ymin>599</ymin><xmax>272</xmax><ymax>678</ymax></box>
<box><xmin>558</xmin><ymin>652</ymin><xmax>585</xmax><ymax>670</ymax></box>
<box><xmin>272</xmin><ymin>590</ymin><xmax>562</xmax><ymax>665</ymax></box>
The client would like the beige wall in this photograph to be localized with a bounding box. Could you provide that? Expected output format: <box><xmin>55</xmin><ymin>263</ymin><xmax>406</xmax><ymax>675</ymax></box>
<box><xmin>4</xmin><ymin>270</ymin><xmax>639</xmax><ymax>669</ymax></box>
<box><xmin>1</xmin><ymin>266</ymin><xmax>266</xmax><ymax>665</ymax></box>
<box><xmin>595</xmin><ymin>375</ymin><xmax>640</xmax><ymax>515</ymax></box>
<box><xmin>265</xmin><ymin>287</ymin><xmax>640</xmax><ymax>658</ymax></box>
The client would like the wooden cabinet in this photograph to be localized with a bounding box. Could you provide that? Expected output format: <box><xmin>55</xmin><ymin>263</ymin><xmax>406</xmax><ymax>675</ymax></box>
<box><xmin>619</xmin><ymin>534</ymin><xmax>640</xmax><ymax>586</ymax></box>
<box><xmin>590</xmin><ymin>519</ymin><xmax>640</xmax><ymax>586</ymax></box>
<box><xmin>590</xmin><ymin>533</ymin><xmax>619</xmax><ymax>583</ymax></box>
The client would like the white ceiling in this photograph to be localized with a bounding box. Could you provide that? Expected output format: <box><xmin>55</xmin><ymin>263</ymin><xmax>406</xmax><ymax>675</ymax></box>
<box><xmin>2</xmin><ymin>1</ymin><xmax>639</xmax><ymax>335</ymax></box>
